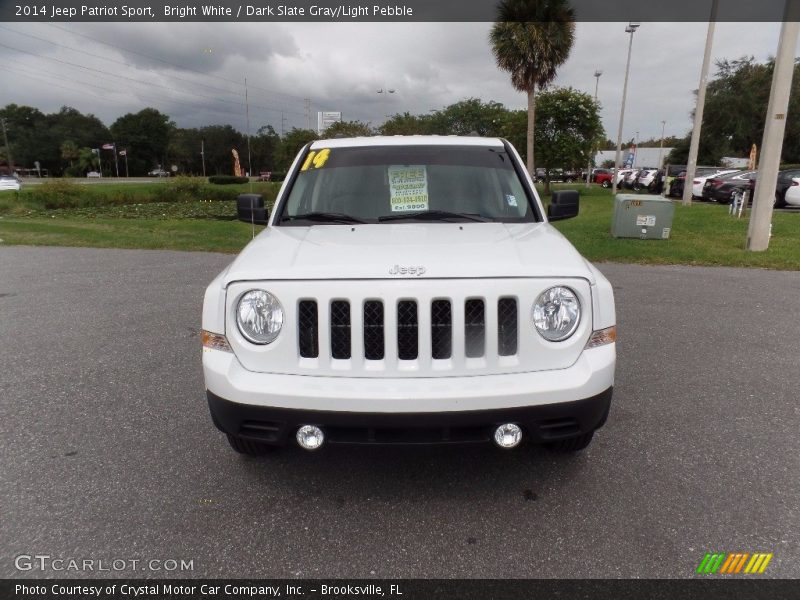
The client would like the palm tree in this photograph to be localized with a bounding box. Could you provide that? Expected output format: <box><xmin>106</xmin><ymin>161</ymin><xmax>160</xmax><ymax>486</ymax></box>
<box><xmin>490</xmin><ymin>0</ymin><xmax>576</xmax><ymax>176</ymax></box>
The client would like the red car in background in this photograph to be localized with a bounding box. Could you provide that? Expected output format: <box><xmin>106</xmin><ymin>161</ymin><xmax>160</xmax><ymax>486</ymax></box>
<box><xmin>592</xmin><ymin>168</ymin><xmax>614</xmax><ymax>188</ymax></box>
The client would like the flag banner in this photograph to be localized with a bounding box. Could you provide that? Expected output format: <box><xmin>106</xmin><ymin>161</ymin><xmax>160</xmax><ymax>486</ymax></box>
<box><xmin>102</xmin><ymin>143</ymin><xmax>115</xmax><ymax>150</ymax></box>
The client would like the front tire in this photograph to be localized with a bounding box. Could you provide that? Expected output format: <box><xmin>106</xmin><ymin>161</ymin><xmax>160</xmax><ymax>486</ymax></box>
<box><xmin>601</xmin><ymin>180</ymin><xmax>610</xmax><ymax>189</ymax></box>
<box><xmin>775</xmin><ymin>193</ymin><xmax>787</xmax><ymax>208</ymax></box>
<box><xmin>544</xmin><ymin>431</ymin><xmax>594</xmax><ymax>452</ymax></box>
<box><xmin>226</xmin><ymin>433</ymin><xmax>274</xmax><ymax>455</ymax></box>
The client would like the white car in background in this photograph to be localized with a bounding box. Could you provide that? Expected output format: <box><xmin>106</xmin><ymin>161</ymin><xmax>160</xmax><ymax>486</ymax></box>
<box><xmin>615</xmin><ymin>169</ymin><xmax>635</xmax><ymax>185</ymax></box>
<box><xmin>0</xmin><ymin>174</ymin><xmax>21</xmax><ymax>191</ymax></box>
<box><xmin>784</xmin><ymin>177</ymin><xmax>800</xmax><ymax>207</ymax></box>
<box><xmin>692</xmin><ymin>169</ymin><xmax>740</xmax><ymax>198</ymax></box>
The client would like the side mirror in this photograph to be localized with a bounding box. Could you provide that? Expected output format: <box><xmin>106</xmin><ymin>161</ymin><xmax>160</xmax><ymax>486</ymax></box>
<box><xmin>548</xmin><ymin>190</ymin><xmax>579</xmax><ymax>221</ymax></box>
<box><xmin>237</xmin><ymin>194</ymin><xmax>268</xmax><ymax>225</ymax></box>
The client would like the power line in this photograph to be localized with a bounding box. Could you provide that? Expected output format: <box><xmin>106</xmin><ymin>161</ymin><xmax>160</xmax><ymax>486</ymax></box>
<box><xmin>45</xmin><ymin>23</ymin><xmax>311</xmax><ymax>104</ymax></box>
<box><xmin>0</xmin><ymin>25</ymin><xmax>243</xmax><ymax>99</ymax></box>
<box><xmin>0</xmin><ymin>40</ymin><xmax>307</xmax><ymax>118</ymax></box>
<box><xmin>0</xmin><ymin>61</ymin><xmax>305</xmax><ymax>131</ymax></box>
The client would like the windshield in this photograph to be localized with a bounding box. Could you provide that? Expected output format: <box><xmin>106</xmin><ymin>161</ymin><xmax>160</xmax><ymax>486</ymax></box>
<box><xmin>276</xmin><ymin>145</ymin><xmax>538</xmax><ymax>225</ymax></box>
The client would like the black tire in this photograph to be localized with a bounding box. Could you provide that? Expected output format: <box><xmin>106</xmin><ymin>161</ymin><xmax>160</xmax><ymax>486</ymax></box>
<box><xmin>544</xmin><ymin>431</ymin><xmax>594</xmax><ymax>452</ymax></box>
<box><xmin>601</xmin><ymin>180</ymin><xmax>610</xmax><ymax>189</ymax></box>
<box><xmin>775</xmin><ymin>193</ymin><xmax>787</xmax><ymax>208</ymax></box>
<box><xmin>565</xmin><ymin>177</ymin><xmax>574</xmax><ymax>183</ymax></box>
<box><xmin>226</xmin><ymin>433</ymin><xmax>274</xmax><ymax>456</ymax></box>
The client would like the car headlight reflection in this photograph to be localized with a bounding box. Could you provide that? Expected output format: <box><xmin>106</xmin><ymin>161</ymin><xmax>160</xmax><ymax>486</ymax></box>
<box><xmin>532</xmin><ymin>286</ymin><xmax>581</xmax><ymax>342</ymax></box>
<box><xmin>236</xmin><ymin>289</ymin><xmax>283</xmax><ymax>344</ymax></box>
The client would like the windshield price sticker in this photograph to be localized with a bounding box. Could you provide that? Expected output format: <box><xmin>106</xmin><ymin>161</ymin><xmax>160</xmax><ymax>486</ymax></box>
<box><xmin>388</xmin><ymin>165</ymin><xmax>429</xmax><ymax>212</ymax></box>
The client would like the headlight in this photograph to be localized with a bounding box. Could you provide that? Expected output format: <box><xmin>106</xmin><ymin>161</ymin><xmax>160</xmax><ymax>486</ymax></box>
<box><xmin>236</xmin><ymin>290</ymin><xmax>283</xmax><ymax>344</ymax></box>
<box><xmin>532</xmin><ymin>286</ymin><xmax>581</xmax><ymax>342</ymax></box>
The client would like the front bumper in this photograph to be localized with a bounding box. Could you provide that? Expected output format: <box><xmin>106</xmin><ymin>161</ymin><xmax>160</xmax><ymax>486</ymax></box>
<box><xmin>203</xmin><ymin>343</ymin><xmax>615</xmax><ymax>446</ymax></box>
<box><xmin>208</xmin><ymin>387</ymin><xmax>612</xmax><ymax>446</ymax></box>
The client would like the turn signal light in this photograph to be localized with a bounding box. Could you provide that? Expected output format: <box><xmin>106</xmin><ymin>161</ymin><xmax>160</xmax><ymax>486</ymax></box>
<box><xmin>585</xmin><ymin>326</ymin><xmax>617</xmax><ymax>348</ymax></box>
<box><xmin>202</xmin><ymin>330</ymin><xmax>232</xmax><ymax>352</ymax></box>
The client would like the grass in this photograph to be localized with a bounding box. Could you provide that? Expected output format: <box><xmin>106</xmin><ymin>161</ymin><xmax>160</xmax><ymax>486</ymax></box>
<box><xmin>545</xmin><ymin>184</ymin><xmax>800</xmax><ymax>270</ymax></box>
<box><xmin>0</xmin><ymin>181</ymin><xmax>798</xmax><ymax>269</ymax></box>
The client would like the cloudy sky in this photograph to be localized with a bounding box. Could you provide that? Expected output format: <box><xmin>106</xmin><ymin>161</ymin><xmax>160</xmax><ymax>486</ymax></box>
<box><xmin>0</xmin><ymin>21</ymin><xmax>795</xmax><ymax>142</ymax></box>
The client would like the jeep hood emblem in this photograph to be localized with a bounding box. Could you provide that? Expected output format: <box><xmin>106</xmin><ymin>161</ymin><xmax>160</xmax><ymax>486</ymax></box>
<box><xmin>388</xmin><ymin>264</ymin><xmax>426</xmax><ymax>276</ymax></box>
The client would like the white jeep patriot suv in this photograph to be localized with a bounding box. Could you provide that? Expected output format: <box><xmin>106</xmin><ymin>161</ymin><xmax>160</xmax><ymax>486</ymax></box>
<box><xmin>202</xmin><ymin>136</ymin><xmax>616</xmax><ymax>454</ymax></box>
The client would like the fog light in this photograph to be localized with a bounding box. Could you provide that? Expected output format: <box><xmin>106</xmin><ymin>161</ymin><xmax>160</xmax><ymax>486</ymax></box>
<box><xmin>493</xmin><ymin>423</ymin><xmax>523</xmax><ymax>449</ymax></box>
<box><xmin>296</xmin><ymin>425</ymin><xmax>325</xmax><ymax>450</ymax></box>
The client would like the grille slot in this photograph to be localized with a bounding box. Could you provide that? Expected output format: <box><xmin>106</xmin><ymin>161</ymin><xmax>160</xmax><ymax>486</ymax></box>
<box><xmin>497</xmin><ymin>297</ymin><xmax>518</xmax><ymax>356</ymax></box>
<box><xmin>363</xmin><ymin>300</ymin><xmax>385</xmax><ymax>360</ymax></box>
<box><xmin>397</xmin><ymin>300</ymin><xmax>418</xmax><ymax>360</ymax></box>
<box><xmin>298</xmin><ymin>300</ymin><xmax>319</xmax><ymax>358</ymax></box>
<box><xmin>330</xmin><ymin>300</ymin><xmax>351</xmax><ymax>359</ymax></box>
<box><xmin>464</xmin><ymin>299</ymin><xmax>485</xmax><ymax>358</ymax></box>
<box><xmin>431</xmin><ymin>300</ymin><xmax>452</xmax><ymax>359</ymax></box>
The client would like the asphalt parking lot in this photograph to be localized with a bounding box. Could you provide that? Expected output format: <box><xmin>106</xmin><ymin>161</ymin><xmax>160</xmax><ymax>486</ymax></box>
<box><xmin>1</xmin><ymin>246</ymin><xmax>798</xmax><ymax>579</ymax></box>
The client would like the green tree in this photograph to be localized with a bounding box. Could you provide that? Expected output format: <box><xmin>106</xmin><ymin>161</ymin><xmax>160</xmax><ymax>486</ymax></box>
<box><xmin>250</xmin><ymin>125</ymin><xmax>281</xmax><ymax>173</ymax></box>
<box><xmin>197</xmin><ymin>125</ymin><xmax>247</xmax><ymax>176</ymax></box>
<box><xmin>60</xmin><ymin>140</ymin><xmax>81</xmax><ymax>175</ymax></box>
<box><xmin>77</xmin><ymin>147</ymin><xmax>100</xmax><ymax>174</ymax></box>
<box><xmin>110</xmin><ymin>108</ymin><xmax>172</xmax><ymax>176</ymax></box>
<box><xmin>431</xmin><ymin>98</ymin><xmax>508</xmax><ymax>137</ymax></box>
<box><xmin>276</xmin><ymin>128</ymin><xmax>318</xmax><ymax>172</ymax></box>
<box><xmin>490</xmin><ymin>0</ymin><xmax>575</xmax><ymax>175</ymax></box>
<box><xmin>379</xmin><ymin>112</ymin><xmax>435</xmax><ymax>135</ymax></box>
<box><xmin>323</xmin><ymin>120</ymin><xmax>374</xmax><ymax>138</ymax></box>
<box><xmin>533</xmin><ymin>87</ymin><xmax>604</xmax><ymax>192</ymax></box>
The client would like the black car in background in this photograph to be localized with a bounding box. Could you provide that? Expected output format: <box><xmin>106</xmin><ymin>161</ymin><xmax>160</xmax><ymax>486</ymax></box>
<box><xmin>701</xmin><ymin>171</ymin><xmax>757</xmax><ymax>204</ymax></box>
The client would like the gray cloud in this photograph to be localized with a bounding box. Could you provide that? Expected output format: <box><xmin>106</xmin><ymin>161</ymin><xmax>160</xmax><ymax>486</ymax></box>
<box><xmin>0</xmin><ymin>21</ymin><xmax>795</xmax><ymax>146</ymax></box>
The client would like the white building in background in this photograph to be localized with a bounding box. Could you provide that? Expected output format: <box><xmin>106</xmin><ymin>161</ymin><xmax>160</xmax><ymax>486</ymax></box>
<box><xmin>317</xmin><ymin>111</ymin><xmax>342</xmax><ymax>135</ymax></box>
<box><xmin>594</xmin><ymin>148</ymin><xmax>675</xmax><ymax>169</ymax></box>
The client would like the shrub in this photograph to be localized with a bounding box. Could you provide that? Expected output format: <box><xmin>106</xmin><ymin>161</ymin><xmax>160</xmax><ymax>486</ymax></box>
<box><xmin>208</xmin><ymin>175</ymin><xmax>249</xmax><ymax>185</ymax></box>
<box><xmin>29</xmin><ymin>180</ymin><xmax>85</xmax><ymax>209</ymax></box>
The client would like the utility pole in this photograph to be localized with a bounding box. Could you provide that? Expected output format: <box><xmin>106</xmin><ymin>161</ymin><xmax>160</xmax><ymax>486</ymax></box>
<box><xmin>586</xmin><ymin>70</ymin><xmax>602</xmax><ymax>188</ymax></box>
<box><xmin>1</xmin><ymin>117</ymin><xmax>13</xmax><ymax>173</ymax></box>
<box><xmin>201</xmin><ymin>138</ymin><xmax>206</xmax><ymax>178</ymax></box>
<box><xmin>658</xmin><ymin>120</ymin><xmax>666</xmax><ymax>169</ymax></box>
<box><xmin>747</xmin><ymin>2</ymin><xmax>800</xmax><ymax>251</ymax></box>
<box><xmin>612</xmin><ymin>23</ymin><xmax>640</xmax><ymax>196</ymax></box>
<box><xmin>244</xmin><ymin>77</ymin><xmax>253</xmax><ymax>181</ymax></box>
<box><xmin>682</xmin><ymin>0</ymin><xmax>718</xmax><ymax>206</ymax></box>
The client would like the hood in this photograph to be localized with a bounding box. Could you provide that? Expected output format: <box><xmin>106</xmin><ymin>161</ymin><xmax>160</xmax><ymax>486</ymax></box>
<box><xmin>222</xmin><ymin>222</ymin><xmax>594</xmax><ymax>284</ymax></box>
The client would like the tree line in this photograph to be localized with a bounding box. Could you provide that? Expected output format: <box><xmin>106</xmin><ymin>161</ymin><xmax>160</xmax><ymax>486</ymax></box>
<box><xmin>0</xmin><ymin>92</ymin><xmax>603</xmax><ymax>179</ymax></box>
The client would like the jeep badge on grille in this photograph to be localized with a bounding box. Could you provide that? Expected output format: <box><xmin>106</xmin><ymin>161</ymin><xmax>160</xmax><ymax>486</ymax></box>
<box><xmin>388</xmin><ymin>265</ymin><xmax>426</xmax><ymax>276</ymax></box>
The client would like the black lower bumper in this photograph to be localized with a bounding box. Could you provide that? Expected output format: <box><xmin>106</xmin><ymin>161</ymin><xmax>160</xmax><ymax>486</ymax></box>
<box><xmin>207</xmin><ymin>387</ymin><xmax>613</xmax><ymax>446</ymax></box>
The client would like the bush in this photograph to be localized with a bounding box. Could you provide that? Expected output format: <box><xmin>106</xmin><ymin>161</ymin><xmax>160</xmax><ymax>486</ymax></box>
<box><xmin>29</xmin><ymin>180</ymin><xmax>85</xmax><ymax>209</ymax></box>
<box><xmin>269</xmin><ymin>172</ymin><xmax>287</xmax><ymax>181</ymax></box>
<box><xmin>208</xmin><ymin>175</ymin><xmax>249</xmax><ymax>185</ymax></box>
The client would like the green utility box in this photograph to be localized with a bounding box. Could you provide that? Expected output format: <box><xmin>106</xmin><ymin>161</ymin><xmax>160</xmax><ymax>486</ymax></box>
<box><xmin>611</xmin><ymin>194</ymin><xmax>675</xmax><ymax>240</ymax></box>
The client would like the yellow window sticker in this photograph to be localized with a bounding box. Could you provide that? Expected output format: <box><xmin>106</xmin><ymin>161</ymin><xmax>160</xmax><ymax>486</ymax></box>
<box><xmin>388</xmin><ymin>165</ymin><xmax>429</xmax><ymax>212</ymax></box>
<box><xmin>301</xmin><ymin>148</ymin><xmax>331</xmax><ymax>171</ymax></box>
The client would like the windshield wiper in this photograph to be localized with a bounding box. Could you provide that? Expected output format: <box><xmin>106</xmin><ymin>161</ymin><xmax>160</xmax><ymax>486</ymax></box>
<box><xmin>281</xmin><ymin>212</ymin><xmax>366</xmax><ymax>224</ymax></box>
<box><xmin>378</xmin><ymin>210</ymin><xmax>488</xmax><ymax>223</ymax></box>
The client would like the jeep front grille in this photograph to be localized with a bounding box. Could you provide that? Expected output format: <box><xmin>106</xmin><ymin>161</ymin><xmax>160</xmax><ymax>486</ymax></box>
<box><xmin>296</xmin><ymin>297</ymin><xmax>519</xmax><ymax>365</ymax></box>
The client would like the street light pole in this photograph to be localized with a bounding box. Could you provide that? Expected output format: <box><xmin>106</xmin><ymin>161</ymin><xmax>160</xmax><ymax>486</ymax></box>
<box><xmin>682</xmin><ymin>0</ymin><xmax>718</xmax><ymax>206</ymax></box>
<box><xmin>586</xmin><ymin>69</ymin><xmax>602</xmax><ymax>188</ymax></box>
<box><xmin>612</xmin><ymin>22</ymin><xmax>640</xmax><ymax>197</ymax></box>
<box><xmin>377</xmin><ymin>87</ymin><xmax>396</xmax><ymax>124</ymax></box>
<box><xmin>658</xmin><ymin>120</ymin><xmax>666</xmax><ymax>169</ymax></box>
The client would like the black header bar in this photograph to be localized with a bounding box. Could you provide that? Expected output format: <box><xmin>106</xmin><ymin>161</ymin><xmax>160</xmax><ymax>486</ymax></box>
<box><xmin>1</xmin><ymin>0</ymin><xmax>798</xmax><ymax>22</ymax></box>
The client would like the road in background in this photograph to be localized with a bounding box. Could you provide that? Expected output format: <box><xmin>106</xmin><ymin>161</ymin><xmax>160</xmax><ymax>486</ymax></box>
<box><xmin>1</xmin><ymin>247</ymin><xmax>798</xmax><ymax>578</ymax></box>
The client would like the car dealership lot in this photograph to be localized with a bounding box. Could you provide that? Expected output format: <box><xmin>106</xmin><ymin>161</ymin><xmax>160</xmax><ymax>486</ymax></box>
<box><xmin>1</xmin><ymin>246</ymin><xmax>798</xmax><ymax>579</ymax></box>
